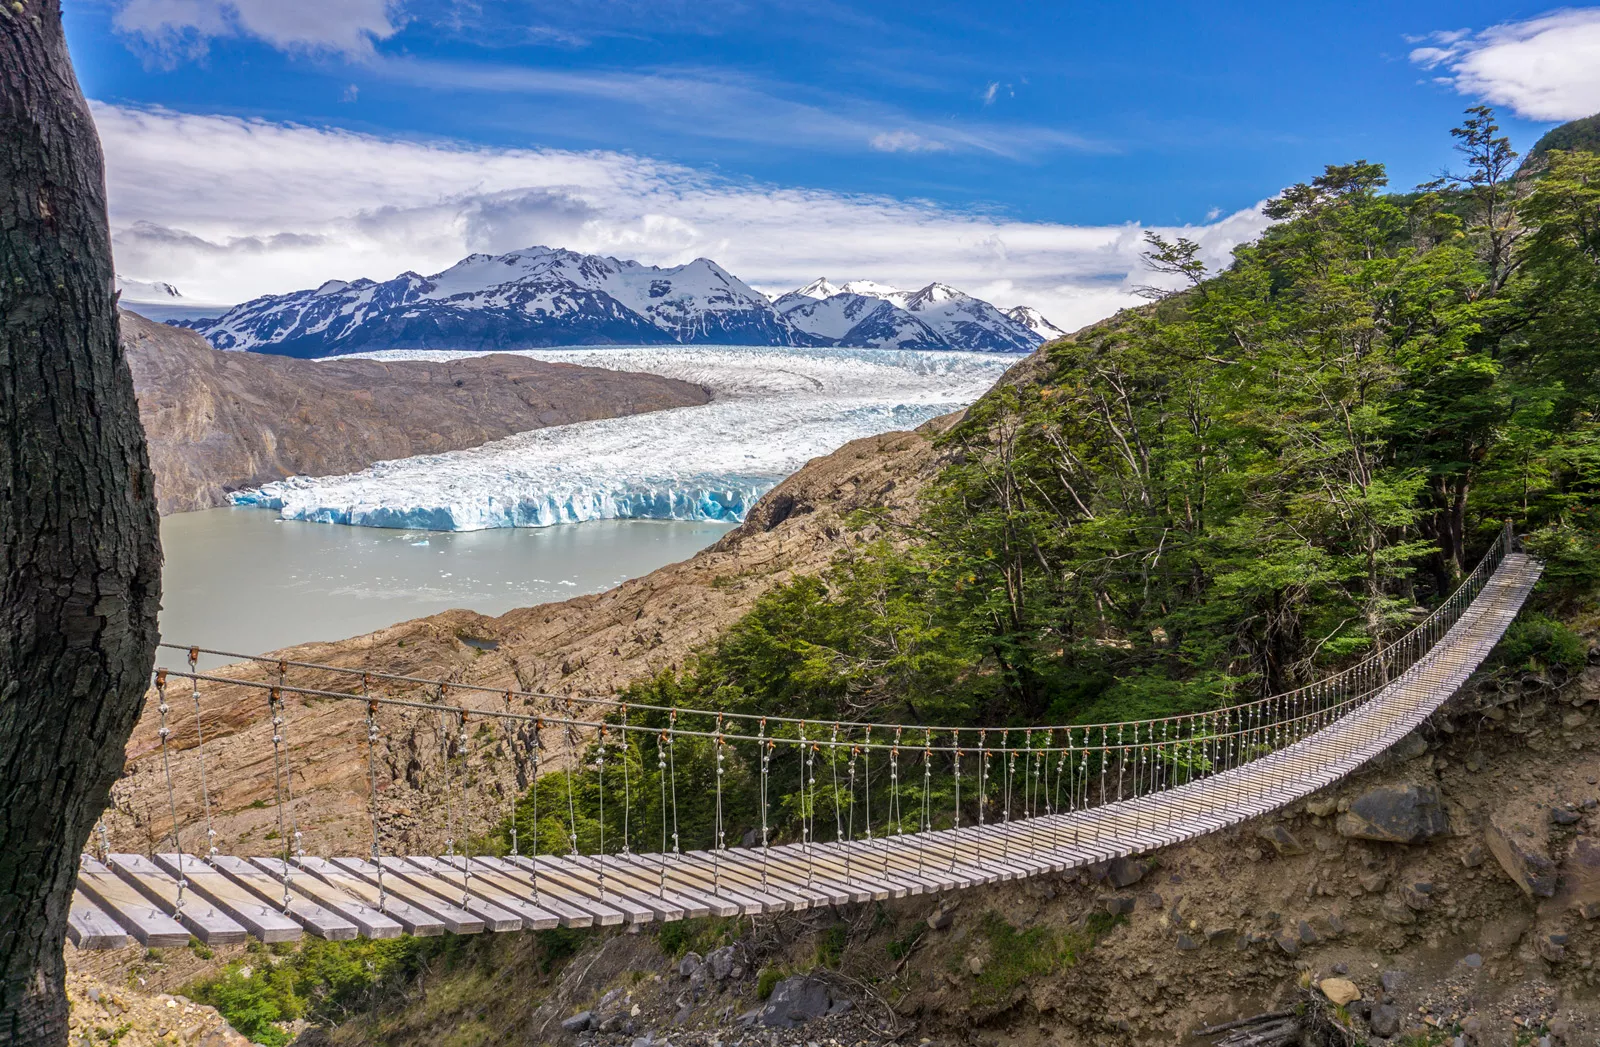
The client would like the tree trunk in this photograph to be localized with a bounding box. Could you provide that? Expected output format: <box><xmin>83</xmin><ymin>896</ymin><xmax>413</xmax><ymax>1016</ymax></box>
<box><xmin>1</xmin><ymin>4</ymin><xmax>163</xmax><ymax>1043</ymax></box>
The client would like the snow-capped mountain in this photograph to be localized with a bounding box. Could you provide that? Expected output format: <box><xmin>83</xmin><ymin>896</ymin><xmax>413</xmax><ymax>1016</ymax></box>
<box><xmin>192</xmin><ymin>247</ymin><xmax>815</xmax><ymax>358</ymax></box>
<box><xmin>184</xmin><ymin>247</ymin><xmax>1058</xmax><ymax>357</ymax></box>
<box><xmin>116</xmin><ymin>275</ymin><xmax>233</xmax><ymax>324</ymax></box>
<box><xmin>773</xmin><ymin>277</ymin><xmax>1050</xmax><ymax>353</ymax></box>
<box><xmin>116</xmin><ymin>275</ymin><xmax>184</xmax><ymax>302</ymax></box>
<box><xmin>1007</xmin><ymin>305</ymin><xmax>1069</xmax><ymax>342</ymax></box>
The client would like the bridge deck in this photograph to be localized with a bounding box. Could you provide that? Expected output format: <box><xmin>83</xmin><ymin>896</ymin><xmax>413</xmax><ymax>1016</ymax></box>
<box><xmin>72</xmin><ymin>553</ymin><xmax>1542</xmax><ymax>944</ymax></box>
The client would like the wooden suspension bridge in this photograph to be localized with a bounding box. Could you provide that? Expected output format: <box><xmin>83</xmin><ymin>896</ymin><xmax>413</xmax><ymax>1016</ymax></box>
<box><xmin>67</xmin><ymin>525</ymin><xmax>1542</xmax><ymax>949</ymax></box>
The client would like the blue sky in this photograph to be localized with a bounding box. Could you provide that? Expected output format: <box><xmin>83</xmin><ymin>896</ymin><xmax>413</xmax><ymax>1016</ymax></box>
<box><xmin>71</xmin><ymin>1</ymin><xmax>1600</xmax><ymax>327</ymax></box>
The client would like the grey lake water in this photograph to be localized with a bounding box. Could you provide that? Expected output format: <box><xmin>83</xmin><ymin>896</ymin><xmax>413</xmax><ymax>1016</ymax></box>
<box><xmin>158</xmin><ymin>507</ymin><xmax>735</xmax><ymax>664</ymax></box>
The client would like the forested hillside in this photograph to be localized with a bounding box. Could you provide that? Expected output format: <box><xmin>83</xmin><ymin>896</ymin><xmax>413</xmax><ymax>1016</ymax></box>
<box><xmin>504</xmin><ymin>106</ymin><xmax>1600</xmax><ymax>852</ymax></box>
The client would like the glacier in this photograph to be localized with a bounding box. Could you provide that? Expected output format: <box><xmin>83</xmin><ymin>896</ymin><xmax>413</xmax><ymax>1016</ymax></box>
<box><xmin>234</xmin><ymin>345</ymin><xmax>1016</xmax><ymax>531</ymax></box>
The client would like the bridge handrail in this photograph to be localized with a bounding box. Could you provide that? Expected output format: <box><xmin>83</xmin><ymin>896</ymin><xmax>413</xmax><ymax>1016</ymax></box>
<box><xmin>154</xmin><ymin>521</ymin><xmax>1517</xmax><ymax>744</ymax></box>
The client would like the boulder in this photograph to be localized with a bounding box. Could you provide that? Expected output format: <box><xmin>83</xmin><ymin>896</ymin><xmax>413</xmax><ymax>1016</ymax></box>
<box><xmin>1387</xmin><ymin>732</ymin><xmax>1430</xmax><ymax>762</ymax></box>
<box><xmin>561</xmin><ymin>1011</ymin><xmax>594</xmax><ymax>1034</ymax></box>
<box><xmin>1539</xmin><ymin>932</ymin><xmax>1568</xmax><ymax>962</ymax></box>
<box><xmin>1400</xmin><ymin>881</ymin><xmax>1434</xmax><ymax>912</ymax></box>
<box><xmin>1368</xmin><ymin>1003</ymin><xmax>1401</xmax><ymax>1037</ymax></box>
<box><xmin>1306</xmin><ymin>797</ymin><xmax>1339</xmax><ymax>818</ymax></box>
<box><xmin>678</xmin><ymin>952</ymin><xmax>702</xmax><ymax>979</ymax></box>
<box><xmin>1175</xmin><ymin>934</ymin><xmax>1201</xmax><ymax>951</ymax></box>
<box><xmin>1552</xmin><ymin>807</ymin><xmax>1582</xmax><ymax>826</ymax></box>
<box><xmin>1320</xmin><ymin>977</ymin><xmax>1360</xmax><ymax>1006</ymax></box>
<box><xmin>706</xmin><ymin>946</ymin><xmax>737</xmax><ymax>981</ymax></box>
<box><xmin>1379</xmin><ymin>896</ymin><xmax>1416</xmax><ymax>925</ymax></box>
<box><xmin>1461</xmin><ymin>1015</ymin><xmax>1515</xmax><ymax>1047</ymax></box>
<box><xmin>759</xmin><ymin>976</ymin><xmax>834</xmax><ymax>1029</ymax></box>
<box><xmin>1486</xmin><ymin>810</ymin><xmax>1558</xmax><ymax>897</ymax></box>
<box><xmin>1100</xmin><ymin>895</ymin><xmax>1135</xmax><ymax>916</ymax></box>
<box><xmin>1336</xmin><ymin>784</ymin><xmax>1449</xmax><ymax>843</ymax></box>
<box><xmin>1256</xmin><ymin>824</ymin><xmax>1306</xmax><ymax>856</ymax></box>
<box><xmin>1559</xmin><ymin>835</ymin><xmax>1600</xmax><ymax>918</ymax></box>
<box><xmin>1106</xmin><ymin>856</ymin><xmax>1150</xmax><ymax>888</ymax></box>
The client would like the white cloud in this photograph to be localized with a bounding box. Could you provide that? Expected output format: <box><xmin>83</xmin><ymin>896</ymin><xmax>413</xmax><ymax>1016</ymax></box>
<box><xmin>869</xmin><ymin>130</ymin><xmax>949</xmax><ymax>153</ymax></box>
<box><xmin>1408</xmin><ymin>9</ymin><xmax>1600</xmax><ymax>121</ymax></box>
<box><xmin>378</xmin><ymin>58</ymin><xmax>1097</xmax><ymax>159</ymax></box>
<box><xmin>94</xmin><ymin>104</ymin><xmax>1270</xmax><ymax>332</ymax></box>
<box><xmin>982</xmin><ymin>81</ymin><xmax>999</xmax><ymax>105</ymax></box>
<box><xmin>113</xmin><ymin>0</ymin><xmax>402</xmax><ymax>57</ymax></box>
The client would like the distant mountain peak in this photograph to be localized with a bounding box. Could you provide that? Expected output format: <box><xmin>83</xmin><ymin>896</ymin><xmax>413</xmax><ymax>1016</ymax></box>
<box><xmin>186</xmin><ymin>248</ymin><xmax>1048</xmax><ymax>358</ymax></box>
<box><xmin>116</xmin><ymin>275</ymin><xmax>185</xmax><ymax>302</ymax></box>
<box><xmin>904</xmin><ymin>282</ymin><xmax>968</xmax><ymax>309</ymax></box>
<box><xmin>791</xmin><ymin>277</ymin><xmax>842</xmax><ymax>300</ymax></box>
<box><xmin>1006</xmin><ymin>305</ymin><xmax>1068</xmax><ymax>342</ymax></box>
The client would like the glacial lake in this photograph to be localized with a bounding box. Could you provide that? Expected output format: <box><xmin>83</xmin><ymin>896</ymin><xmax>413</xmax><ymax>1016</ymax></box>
<box><xmin>158</xmin><ymin>507</ymin><xmax>735</xmax><ymax>665</ymax></box>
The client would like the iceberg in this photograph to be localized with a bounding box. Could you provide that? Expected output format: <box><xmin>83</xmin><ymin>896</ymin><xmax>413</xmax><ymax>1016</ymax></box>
<box><xmin>235</xmin><ymin>345</ymin><xmax>1016</xmax><ymax>531</ymax></box>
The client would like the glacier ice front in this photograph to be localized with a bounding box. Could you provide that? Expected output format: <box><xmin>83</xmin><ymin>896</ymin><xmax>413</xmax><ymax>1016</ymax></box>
<box><xmin>235</xmin><ymin>345</ymin><xmax>1016</xmax><ymax>531</ymax></box>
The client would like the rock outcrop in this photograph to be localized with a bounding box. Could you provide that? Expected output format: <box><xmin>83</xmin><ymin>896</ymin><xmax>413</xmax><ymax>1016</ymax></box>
<box><xmin>121</xmin><ymin>310</ymin><xmax>711</xmax><ymax>514</ymax></box>
<box><xmin>1487</xmin><ymin>803</ymin><xmax>1559</xmax><ymax>897</ymax></box>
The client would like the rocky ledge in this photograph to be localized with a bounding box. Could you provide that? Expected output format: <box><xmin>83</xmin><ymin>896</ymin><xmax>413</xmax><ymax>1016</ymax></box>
<box><xmin>122</xmin><ymin>310</ymin><xmax>711</xmax><ymax>515</ymax></box>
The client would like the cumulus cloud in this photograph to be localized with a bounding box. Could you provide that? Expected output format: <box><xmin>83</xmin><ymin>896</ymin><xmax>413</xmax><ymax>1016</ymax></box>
<box><xmin>95</xmin><ymin>104</ymin><xmax>1269</xmax><ymax>331</ymax></box>
<box><xmin>113</xmin><ymin>0</ymin><xmax>402</xmax><ymax>57</ymax></box>
<box><xmin>1409</xmin><ymin>8</ymin><xmax>1600</xmax><ymax>121</ymax></box>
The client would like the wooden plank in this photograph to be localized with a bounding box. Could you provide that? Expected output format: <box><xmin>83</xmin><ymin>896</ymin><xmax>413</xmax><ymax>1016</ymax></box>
<box><xmin>708</xmin><ymin>850</ymin><xmax>846</xmax><ymax>911</ymax></box>
<box><xmin>405</xmin><ymin>857</ymin><xmax>563</xmax><ymax>930</ymax></box>
<box><xmin>475</xmin><ymin>857</ymin><xmax>627</xmax><ymax>928</ymax></box>
<box><xmin>107</xmin><ymin>854</ymin><xmax>250</xmax><ymax>946</ymax></box>
<box><xmin>503</xmin><ymin>855</ymin><xmax>668</xmax><ymax>923</ymax></box>
<box><xmin>538</xmin><ymin>855</ymin><xmax>722</xmax><ymax>920</ymax></box>
<box><xmin>630</xmin><ymin>850</ymin><xmax>827</xmax><ymax>913</ymax></box>
<box><xmin>76</xmin><ymin>858</ymin><xmax>189</xmax><ymax>948</ymax></box>
<box><xmin>245</xmin><ymin>858</ymin><xmax>403</xmax><ymax>940</ymax></box>
<box><xmin>537</xmin><ymin>855</ymin><xmax>697</xmax><ymax>920</ymax></box>
<box><xmin>374</xmin><ymin>858</ymin><xmax>523</xmax><ymax>932</ymax></box>
<box><xmin>287</xmin><ymin>857</ymin><xmax>445</xmax><ymax>936</ymax></box>
<box><xmin>761</xmin><ymin>844</ymin><xmax>901</xmax><ymax>901</ymax></box>
<box><xmin>500</xmin><ymin>856</ymin><xmax>658</xmax><ymax>925</ymax></box>
<box><xmin>614</xmin><ymin>849</ymin><xmax>788</xmax><ymax>914</ymax></box>
<box><xmin>458</xmin><ymin>859</ymin><xmax>603</xmax><ymax>929</ymax></box>
<box><xmin>68</xmin><ymin>891</ymin><xmax>129</xmax><ymax>950</ymax></box>
<box><xmin>608</xmin><ymin>854</ymin><xmax>753</xmax><ymax>916</ymax></box>
<box><xmin>155</xmin><ymin>854</ymin><xmax>335</xmax><ymax>942</ymax></box>
<box><xmin>206</xmin><ymin>856</ymin><xmax>359</xmax><ymax>941</ymax></box>
<box><xmin>329</xmin><ymin>857</ymin><xmax>487</xmax><ymax>935</ymax></box>
<box><xmin>734</xmin><ymin>846</ymin><xmax>875</xmax><ymax>905</ymax></box>
<box><xmin>684</xmin><ymin>850</ymin><xmax>855</xmax><ymax>907</ymax></box>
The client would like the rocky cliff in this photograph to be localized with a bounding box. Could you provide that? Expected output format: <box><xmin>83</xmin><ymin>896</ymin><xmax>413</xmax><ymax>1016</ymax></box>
<box><xmin>121</xmin><ymin>310</ymin><xmax>712</xmax><ymax>514</ymax></box>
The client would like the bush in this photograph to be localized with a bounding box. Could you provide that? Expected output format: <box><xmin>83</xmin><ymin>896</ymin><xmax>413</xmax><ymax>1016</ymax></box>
<box><xmin>1495</xmin><ymin>614</ymin><xmax>1588</xmax><ymax>673</ymax></box>
<box><xmin>815</xmin><ymin>924</ymin><xmax>847</xmax><ymax>968</ymax></box>
<box><xmin>756</xmin><ymin>967</ymin><xmax>782</xmax><ymax>1000</ymax></box>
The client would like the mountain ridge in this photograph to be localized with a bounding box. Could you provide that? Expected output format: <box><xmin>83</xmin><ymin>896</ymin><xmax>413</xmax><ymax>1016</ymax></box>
<box><xmin>181</xmin><ymin>246</ymin><xmax>1058</xmax><ymax>357</ymax></box>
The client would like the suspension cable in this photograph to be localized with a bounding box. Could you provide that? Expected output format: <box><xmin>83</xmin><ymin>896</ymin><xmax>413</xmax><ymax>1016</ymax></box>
<box><xmin>186</xmin><ymin>648</ymin><xmax>217</xmax><ymax>862</ymax></box>
<box><xmin>152</xmin><ymin>671</ymin><xmax>186</xmax><ymax>921</ymax></box>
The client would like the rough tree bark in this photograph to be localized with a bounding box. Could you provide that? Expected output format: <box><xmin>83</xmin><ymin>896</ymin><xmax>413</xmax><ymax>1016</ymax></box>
<box><xmin>1</xmin><ymin>3</ymin><xmax>163</xmax><ymax>1043</ymax></box>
